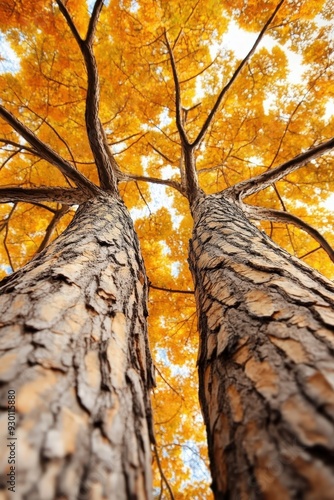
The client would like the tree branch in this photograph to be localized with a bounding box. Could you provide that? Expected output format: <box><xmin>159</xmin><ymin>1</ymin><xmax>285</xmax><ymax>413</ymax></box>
<box><xmin>0</xmin><ymin>187</ymin><xmax>88</xmax><ymax>205</ymax></box>
<box><xmin>147</xmin><ymin>142</ymin><xmax>177</xmax><ymax>165</ymax></box>
<box><xmin>56</xmin><ymin>0</ymin><xmax>118</xmax><ymax>193</ymax></box>
<box><xmin>36</xmin><ymin>205</ymin><xmax>69</xmax><ymax>253</ymax></box>
<box><xmin>163</xmin><ymin>33</ymin><xmax>201</xmax><ymax>202</ymax></box>
<box><xmin>55</xmin><ymin>0</ymin><xmax>83</xmax><ymax>45</ymax></box>
<box><xmin>164</xmin><ymin>32</ymin><xmax>189</xmax><ymax>147</ymax></box>
<box><xmin>243</xmin><ymin>204</ymin><xmax>334</xmax><ymax>264</ymax></box>
<box><xmin>86</xmin><ymin>0</ymin><xmax>104</xmax><ymax>45</ymax></box>
<box><xmin>227</xmin><ymin>135</ymin><xmax>334</xmax><ymax>200</ymax></box>
<box><xmin>24</xmin><ymin>104</ymin><xmax>78</xmax><ymax>169</ymax></box>
<box><xmin>153</xmin><ymin>444</ymin><xmax>175</xmax><ymax>500</ymax></box>
<box><xmin>119</xmin><ymin>173</ymin><xmax>185</xmax><ymax>196</ymax></box>
<box><xmin>149</xmin><ymin>283</ymin><xmax>194</xmax><ymax>294</ymax></box>
<box><xmin>192</xmin><ymin>0</ymin><xmax>285</xmax><ymax>148</ymax></box>
<box><xmin>0</xmin><ymin>203</ymin><xmax>17</xmax><ymax>272</ymax></box>
<box><xmin>0</xmin><ymin>138</ymin><xmax>36</xmax><ymax>155</ymax></box>
<box><xmin>0</xmin><ymin>106</ymin><xmax>100</xmax><ymax>196</ymax></box>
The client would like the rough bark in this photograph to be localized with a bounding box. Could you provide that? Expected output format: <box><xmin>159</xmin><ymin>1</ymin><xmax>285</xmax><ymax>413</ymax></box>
<box><xmin>189</xmin><ymin>193</ymin><xmax>334</xmax><ymax>500</ymax></box>
<box><xmin>0</xmin><ymin>194</ymin><xmax>155</xmax><ymax>500</ymax></box>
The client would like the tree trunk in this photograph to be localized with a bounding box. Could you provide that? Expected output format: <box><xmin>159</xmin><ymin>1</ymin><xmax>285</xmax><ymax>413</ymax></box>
<box><xmin>189</xmin><ymin>193</ymin><xmax>334</xmax><ymax>500</ymax></box>
<box><xmin>0</xmin><ymin>194</ymin><xmax>155</xmax><ymax>500</ymax></box>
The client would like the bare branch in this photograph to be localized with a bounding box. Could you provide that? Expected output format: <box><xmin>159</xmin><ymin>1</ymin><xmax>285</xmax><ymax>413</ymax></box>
<box><xmin>0</xmin><ymin>106</ymin><xmax>100</xmax><ymax>196</ymax></box>
<box><xmin>227</xmin><ymin>135</ymin><xmax>334</xmax><ymax>199</ymax></box>
<box><xmin>161</xmin><ymin>36</ymin><xmax>202</xmax><ymax>202</ymax></box>
<box><xmin>55</xmin><ymin>0</ymin><xmax>83</xmax><ymax>45</ymax></box>
<box><xmin>86</xmin><ymin>0</ymin><xmax>104</xmax><ymax>45</ymax></box>
<box><xmin>24</xmin><ymin>105</ymin><xmax>78</xmax><ymax>169</ymax></box>
<box><xmin>0</xmin><ymin>203</ymin><xmax>16</xmax><ymax>272</ymax></box>
<box><xmin>119</xmin><ymin>173</ymin><xmax>185</xmax><ymax>196</ymax></box>
<box><xmin>300</xmin><ymin>246</ymin><xmax>321</xmax><ymax>260</ymax></box>
<box><xmin>0</xmin><ymin>187</ymin><xmax>88</xmax><ymax>205</ymax></box>
<box><xmin>192</xmin><ymin>0</ymin><xmax>285</xmax><ymax>148</ymax></box>
<box><xmin>56</xmin><ymin>0</ymin><xmax>118</xmax><ymax>192</ymax></box>
<box><xmin>147</xmin><ymin>142</ymin><xmax>177</xmax><ymax>164</ymax></box>
<box><xmin>36</xmin><ymin>205</ymin><xmax>69</xmax><ymax>253</ymax></box>
<box><xmin>134</xmin><ymin>182</ymin><xmax>152</xmax><ymax>215</ymax></box>
<box><xmin>179</xmin><ymin>56</ymin><xmax>217</xmax><ymax>84</ymax></box>
<box><xmin>243</xmin><ymin>204</ymin><xmax>334</xmax><ymax>264</ymax></box>
<box><xmin>149</xmin><ymin>283</ymin><xmax>194</xmax><ymax>294</ymax></box>
<box><xmin>164</xmin><ymin>32</ymin><xmax>189</xmax><ymax>146</ymax></box>
<box><xmin>153</xmin><ymin>444</ymin><xmax>175</xmax><ymax>500</ymax></box>
<box><xmin>0</xmin><ymin>138</ymin><xmax>36</xmax><ymax>155</ymax></box>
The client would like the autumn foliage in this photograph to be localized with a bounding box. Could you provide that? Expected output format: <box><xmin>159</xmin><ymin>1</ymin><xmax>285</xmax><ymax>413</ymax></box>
<box><xmin>1</xmin><ymin>0</ymin><xmax>334</xmax><ymax>496</ymax></box>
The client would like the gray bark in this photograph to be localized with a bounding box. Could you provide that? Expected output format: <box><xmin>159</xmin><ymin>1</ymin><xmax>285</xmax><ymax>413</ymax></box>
<box><xmin>0</xmin><ymin>194</ymin><xmax>155</xmax><ymax>500</ymax></box>
<box><xmin>189</xmin><ymin>193</ymin><xmax>334</xmax><ymax>500</ymax></box>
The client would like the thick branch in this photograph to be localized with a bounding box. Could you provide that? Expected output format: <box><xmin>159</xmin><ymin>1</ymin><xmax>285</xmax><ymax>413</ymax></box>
<box><xmin>0</xmin><ymin>106</ymin><xmax>99</xmax><ymax>196</ymax></box>
<box><xmin>55</xmin><ymin>0</ymin><xmax>83</xmax><ymax>44</ymax></box>
<box><xmin>243</xmin><ymin>203</ymin><xmax>334</xmax><ymax>264</ymax></box>
<box><xmin>184</xmin><ymin>148</ymin><xmax>201</xmax><ymax>203</ymax></box>
<box><xmin>86</xmin><ymin>0</ymin><xmax>104</xmax><ymax>44</ymax></box>
<box><xmin>192</xmin><ymin>0</ymin><xmax>285</xmax><ymax>148</ymax></box>
<box><xmin>164</xmin><ymin>32</ymin><xmax>189</xmax><ymax>147</ymax></box>
<box><xmin>0</xmin><ymin>187</ymin><xmax>88</xmax><ymax>205</ymax></box>
<box><xmin>227</xmin><ymin>136</ymin><xmax>334</xmax><ymax>200</ymax></box>
<box><xmin>56</xmin><ymin>0</ymin><xmax>118</xmax><ymax>193</ymax></box>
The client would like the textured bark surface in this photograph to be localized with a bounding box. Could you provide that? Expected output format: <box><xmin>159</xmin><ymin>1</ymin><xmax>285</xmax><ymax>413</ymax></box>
<box><xmin>0</xmin><ymin>194</ymin><xmax>155</xmax><ymax>500</ymax></box>
<box><xmin>189</xmin><ymin>193</ymin><xmax>334</xmax><ymax>500</ymax></box>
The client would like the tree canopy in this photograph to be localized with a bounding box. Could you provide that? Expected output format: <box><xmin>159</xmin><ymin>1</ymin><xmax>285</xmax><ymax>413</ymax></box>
<box><xmin>0</xmin><ymin>0</ymin><xmax>334</xmax><ymax>496</ymax></box>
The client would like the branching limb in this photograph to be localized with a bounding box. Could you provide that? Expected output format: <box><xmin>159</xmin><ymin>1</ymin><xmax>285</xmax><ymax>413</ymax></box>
<box><xmin>0</xmin><ymin>187</ymin><xmax>88</xmax><ymax>205</ymax></box>
<box><xmin>164</xmin><ymin>32</ymin><xmax>189</xmax><ymax>147</ymax></box>
<box><xmin>86</xmin><ymin>0</ymin><xmax>104</xmax><ymax>44</ymax></box>
<box><xmin>0</xmin><ymin>106</ymin><xmax>100</xmax><ymax>196</ymax></box>
<box><xmin>243</xmin><ymin>203</ymin><xmax>334</xmax><ymax>264</ymax></box>
<box><xmin>36</xmin><ymin>205</ymin><xmax>69</xmax><ymax>253</ymax></box>
<box><xmin>227</xmin><ymin>135</ymin><xmax>334</xmax><ymax>200</ymax></box>
<box><xmin>153</xmin><ymin>444</ymin><xmax>175</xmax><ymax>500</ymax></box>
<box><xmin>119</xmin><ymin>173</ymin><xmax>185</xmax><ymax>196</ymax></box>
<box><xmin>192</xmin><ymin>0</ymin><xmax>285</xmax><ymax>148</ymax></box>
<box><xmin>56</xmin><ymin>0</ymin><xmax>118</xmax><ymax>193</ymax></box>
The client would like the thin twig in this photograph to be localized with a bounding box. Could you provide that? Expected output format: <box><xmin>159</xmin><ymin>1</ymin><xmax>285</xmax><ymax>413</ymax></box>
<box><xmin>243</xmin><ymin>204</ymin><xmax>334</xmax><ymax>263</ymax></box>
<box><xmin>36</xmin><ymin>205</ymin><xmax>69</xmax><ymax>253</ymax></box>
<box><xmin>192</xmin><ymin>0</ymin><xmax>285</xmax><ymax>148</ymax></box>
<box><xmin>119</xmin><ymin>173</ymin><xmax>185</xmax><ymax>196</ymax></box>
<box><xmin>227</xmin><ymin>135</ymin><xmax>334</xmax><ymax>200</ymax></box>
<box><xmin>153</xmin><ymin>444</ymin><xmax>175</xmax><ymax>500</ymax></box>
<box><xmin>150</xmin><ymin>283</ymin><xmax>194</xmax><ymax>294</ymax></box>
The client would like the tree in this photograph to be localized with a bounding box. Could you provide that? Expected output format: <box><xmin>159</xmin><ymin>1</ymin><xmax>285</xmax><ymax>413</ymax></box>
<box><xmin>0</xmin><ymin>3</ymin><xmax>155</xmax><ymax>499</ymax></box>
<box><xmin>1</xmin><ymin>0</ymin><xmax>334</xmax><ymax>498</ymax></box>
